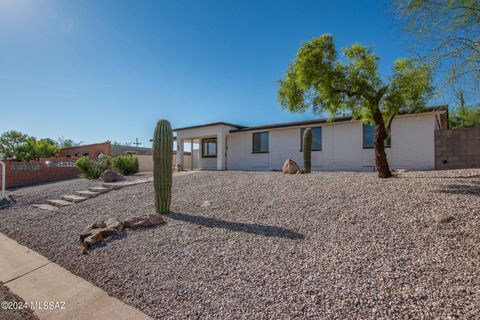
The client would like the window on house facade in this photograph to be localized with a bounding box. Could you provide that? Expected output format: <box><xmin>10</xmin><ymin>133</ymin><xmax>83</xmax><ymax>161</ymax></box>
<box><xmin>363</xmin><ymin>124</ymin><xmax>391</xmax><ymax>149</ymax></box>
<box><xmin>300</xmin><ymin>127</ymin><xmax>322</xmax><ymax>151</ymax></box>
<box><xmin>252</xmin><ymin>132</ymin><xmax>269</xmax><ymax>153</ymax></box>
<box><xmin>202</xmin><ymin>138</ymin><xmax>217</xmax><ymax>158</ymax></box>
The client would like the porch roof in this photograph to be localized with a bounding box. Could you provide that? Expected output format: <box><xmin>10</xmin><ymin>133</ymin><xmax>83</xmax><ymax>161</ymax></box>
<box><xmin>173</xmin><ymin>122</ymin><xmax>246</xmax><ymax>132</ymax></box>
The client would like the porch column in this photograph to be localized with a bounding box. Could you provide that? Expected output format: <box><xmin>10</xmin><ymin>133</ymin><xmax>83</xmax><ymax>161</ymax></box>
<box><xmin>190</xmin><ymin>139</ymin><xmax>194</xmax><ymax>170</ymax></box>
<box><xmin>217</xmin><ymin>133</ymin><xmax>226</xmax><ymax>170</ymax></box>
<box><xmin>176</xmin><ymin>138</ymin><xmax>184</xmax><ymax>171</ymax></box>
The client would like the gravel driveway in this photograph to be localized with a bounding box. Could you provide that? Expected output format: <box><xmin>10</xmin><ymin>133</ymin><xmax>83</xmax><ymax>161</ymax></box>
<box><xmin>0</xmin><ymin>170</ymin><xmax>479</xmax><ymax>319</ymax></box>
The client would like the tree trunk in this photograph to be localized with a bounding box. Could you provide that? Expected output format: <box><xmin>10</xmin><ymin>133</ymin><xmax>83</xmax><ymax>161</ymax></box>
<box><xmin>373</xmin><ymin>110</ymin><xmax>392</xmax><ymax>178</ymax></box>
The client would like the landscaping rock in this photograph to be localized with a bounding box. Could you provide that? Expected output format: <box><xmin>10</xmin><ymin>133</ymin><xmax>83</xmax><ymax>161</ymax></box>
<box><xmin>282</xmin><ymin>159</ymin><xmax>300</xmax><ymax>174</ymax></box>
<box><xmin>81</xmin><ymin>215</ymin><xmax>164</xmax><ymax>252</ymax></box>
<box><xmin>124</xmin><ymin>214</ymin><xmax>165</xmax><ymax>229</ymax></box>
<box><xmin>436</xmin><ymin>214</ymin><xmax>455</xmax><ymax>224</ymax></box>
<box><xmin>100</xmin><ymin>170</ymin><xmax>125</xmax><ymax>183</ymax></box>
<box><xmin>80</xmin><ymin>218</ymin><xmax>125</xmax><ymax>252</ymax></box>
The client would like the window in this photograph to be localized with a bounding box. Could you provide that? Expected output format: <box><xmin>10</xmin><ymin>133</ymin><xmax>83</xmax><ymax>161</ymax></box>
<box><xmin>252</xmin><ymin>132</ymin><xmax>269</xmax><ymax>153</ymax></box>
<box><xmin>363</xmin><ymin>124</ymin><xmax>391</xmax><ymax>149</ymax></box>
<box><xmin>300</xmin><ymin>127</ymin><xmax>322</xmax><ymax>151</ymax></box>
<box><xmin>202</xmin><ymin>138</ymin><xmax>217</xmax><ymax>158</ymax></box>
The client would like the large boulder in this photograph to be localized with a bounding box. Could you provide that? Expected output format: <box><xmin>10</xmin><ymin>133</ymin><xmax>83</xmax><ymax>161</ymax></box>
<box><xmin>100</xmin><ymin>169</ymin><xmax>125</xmax><ymax>182</ymax></box>
<box><xmin>282</xmin><ymin>159</ymin><xmax>300</xmax><ymax>174</ymax></box>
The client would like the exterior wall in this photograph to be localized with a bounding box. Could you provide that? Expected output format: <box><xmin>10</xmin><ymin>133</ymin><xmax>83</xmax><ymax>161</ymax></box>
<box><xmin>111</xmin><ymin>145</ymin><xmax>152</xmax><ymax>156</ymax></box>
<box><xmin>435</xmin><ymin>128</ymin><xmax>480</xmax><ymax>169</ymax></box>
<box><xmin>137</xmin><ymin>154</ymin><xmax>192</xmax><ymax>172</ymax></box>
<box><xmin>59</xmin><ymin>142</ymin><xmax>111</xmax><ymax>159</ymax></box>
<box><xmin>389</xmin><ymin>113</ymin><xmax>436</xmax><ymax>169</ymax></box>
<box><xmin>137</xmin><ymin>155</ymin><xmax>153</xmax><ymax>172</ymax></box>
<box><xmin>0</xmin><ymin>158</ymin><xmax>80</xmax><ymax>189</ymax></box>
<box><xmin>227</xmin><ymin>113</ymin><xmax>438</xmax><ymax>171</ymax></box>
<box><xmin>172</xmin><ymin>153</ymin><xmax>192</xmax><ymax>170</ymax></box>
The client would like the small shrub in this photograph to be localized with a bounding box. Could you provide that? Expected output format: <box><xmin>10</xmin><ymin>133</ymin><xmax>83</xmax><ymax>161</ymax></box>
<box><xmin>75</xmin><ymin>156</ymin><xmax>110</xmax><ymax>179</ymax></box>
<box><xmin>112</xmin><ymin>155</ymin><xmax>139</xmax><ymax>175</ymax></box>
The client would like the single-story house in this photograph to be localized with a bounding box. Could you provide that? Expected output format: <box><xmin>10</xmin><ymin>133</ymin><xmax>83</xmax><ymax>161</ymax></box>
<box><xmin>59</xmin><ymin>142</ymin><xmax>153</xmax><ymax>159</ymax></box>
<box><xmin>174</xmin><ymin>105</ymin><xmax>448</xmax><ymax>171</ymax></box>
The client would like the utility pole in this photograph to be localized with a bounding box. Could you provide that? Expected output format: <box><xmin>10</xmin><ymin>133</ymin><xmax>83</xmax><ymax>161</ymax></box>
<box><xmin>133</xmin><ymin>138</ymin><xmax>142</xmax><ymax>147</ymax></box>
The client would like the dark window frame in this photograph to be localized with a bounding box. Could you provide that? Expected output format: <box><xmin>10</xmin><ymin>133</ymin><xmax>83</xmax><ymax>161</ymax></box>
<box><xmin>362</xmin><ymin>124</ymin><xmax>391</xmax><ymax>149</ymax></box>
<box><xmin>252</xmin><ymin>131</ymin><xmax>269</xmax><ymax>154</ymax></box>
<box><xmin>300</xmin><ymin>127</ymin><xmax>322</xmax><ymax>152</ymax></box>
<box><xmin>201</xmin><ymin>138</ymin><xmax>217</xmax><ymax>158</ymax></box>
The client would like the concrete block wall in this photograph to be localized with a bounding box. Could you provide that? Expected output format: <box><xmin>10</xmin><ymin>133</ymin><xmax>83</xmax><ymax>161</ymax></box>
<box><xmin>435</xmin><ymin>128</ymin><xmax>480</xmax><ymax>169</ymax></box>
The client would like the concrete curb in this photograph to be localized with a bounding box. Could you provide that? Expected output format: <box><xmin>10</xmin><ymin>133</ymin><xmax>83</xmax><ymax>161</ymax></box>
<box><xmin>0</xmin><ymin>233</ymin><xmax>152</xmax><ymax>320</ymax></box>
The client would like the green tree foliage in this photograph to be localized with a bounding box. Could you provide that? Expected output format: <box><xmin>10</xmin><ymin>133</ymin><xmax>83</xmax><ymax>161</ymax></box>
<box><xmin>57</xmin><ymin>136</ymin><xmax>82</xmax><ymax>148</ymax></box>
<box><xmin>449</xmin><ymin>104</ymin><xmax>480</xmax><ymax>128</ymax></box>
<box><xmin>395</xmin><ymin>0</ymin><xmax>480</xmax><ymax>100</ymax></box>
<box><xmin>0</xmin><ymin>130</ymin><xmax>28</xmax><ymax>160</ymax></box>
<box><xmin>112</xmin><ymin>155</ymin><xmax>139</xmax><ymax>175</ymax></box>
<box><xmin>0</xmin><ymin>131</ymin><xmax>59</xmax><ymax>161</ymax></box>
<box><xmin>278</xmin><ymin>34</ymin><xmax>433</xmax><ymax>178</ymax></box>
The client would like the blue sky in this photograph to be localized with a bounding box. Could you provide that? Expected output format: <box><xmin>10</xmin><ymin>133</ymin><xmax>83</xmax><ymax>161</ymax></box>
<box><xmin>0</xmin><ymin>0</ymin><xmax>446</xmax><ymax>147</ymax></box>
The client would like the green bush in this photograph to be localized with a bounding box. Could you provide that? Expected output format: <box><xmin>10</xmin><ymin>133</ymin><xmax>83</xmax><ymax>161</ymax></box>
<box><xmin>112</xmin><ymin>155</ymin><xmax>139</xmax><ymax>176</ymax></box>
<box><xmin>75</xmin><ymin>156</ymin><xmax>110</xmax><ymax>179</ymax></box>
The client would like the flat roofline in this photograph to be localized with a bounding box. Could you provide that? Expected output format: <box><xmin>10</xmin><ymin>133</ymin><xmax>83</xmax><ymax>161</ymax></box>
<box><xmin>59</xmin><ymin>141</ymin><xmax>111</xmax><ymax>150</ymax></box>
<box><xmin>111</xmin><ymin>145</ymin><xmax>152</xmax><ymax>151</ymax></box>
<box><xmin>173</xmin><ymin>122</ymin><xmax>246</xmax><ymax>132</ymax></box>
<box><xmin>229</xmin><ymin>105</ymin><xmax>448</xmax><ymax>133</ymax></box>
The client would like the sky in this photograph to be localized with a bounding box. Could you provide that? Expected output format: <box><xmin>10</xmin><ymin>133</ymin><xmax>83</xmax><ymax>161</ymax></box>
<box><xmin>0</xmin><ymin>0</ymin><xmax>448</xmax><ymax>147</ymax></box>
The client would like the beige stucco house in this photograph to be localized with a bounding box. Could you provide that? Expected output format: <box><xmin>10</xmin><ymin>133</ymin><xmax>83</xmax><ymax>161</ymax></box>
<box><xmin>174</xmin><ymin>106</ymin><xmax>448</xmax><ymax>171</ymax></box>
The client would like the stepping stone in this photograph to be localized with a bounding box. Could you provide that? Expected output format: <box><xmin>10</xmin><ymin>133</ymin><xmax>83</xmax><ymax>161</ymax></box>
<box><xmin>33</xmin><ymin>204</ymin><xmax>58</xmax><ymax>211</ymax></box>
<box><xmin>102</xmin><ymin>181</ymin><xmax>137</xmax><ymax>189</ymax></box>
<box><xmin>88</xmin><ymin>186</ymin><xmax>111</xmax><ymax>193</ymax></box>
<box><xmin>47</xmin><ymin>199</ymin><xmax>73</xmax><ymax>207</ymax></box>
<box><xmin>61</xmin><ymin>195</ymin><xmax>87</xmax><ymax>203</ymax></box>
<box><xmin>76</xmin><ymin>190</ymin><xmax>100</xmax><ymax>198</ymax></box>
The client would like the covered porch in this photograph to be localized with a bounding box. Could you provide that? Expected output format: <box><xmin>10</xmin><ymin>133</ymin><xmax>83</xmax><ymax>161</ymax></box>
<box><xmin>173</xmin><ymin>122</ymin><xmax>243</xmax><ymax>171</ymax></box>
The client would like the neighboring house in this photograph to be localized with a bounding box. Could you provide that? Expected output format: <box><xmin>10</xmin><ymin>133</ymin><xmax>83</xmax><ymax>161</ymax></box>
<box><xmin>174</xmin><ymin>105</ymin><xmax>448</xmax><ymax>171</ymax></box>
<box><xmin>58</xmin><ymin>142</ymin><xmax>152</xmax><ymax>159</ymax></box>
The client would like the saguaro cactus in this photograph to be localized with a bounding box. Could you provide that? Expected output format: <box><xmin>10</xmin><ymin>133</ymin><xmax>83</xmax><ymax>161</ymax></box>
<box><xmin>303</xmin><ymin>128</ymin><xmax>312</xmax><ymax>174</ymax></box>
<box><xmin>153</xmin><ymin>120</ymin><xmax>173</xmax><ymax>214</ymax></box>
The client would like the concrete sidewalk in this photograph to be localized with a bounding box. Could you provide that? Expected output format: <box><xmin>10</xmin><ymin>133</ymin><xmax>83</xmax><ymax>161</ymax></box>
<box><xmin>0</xmin><ymin>233</ymin><xmax>152</xmax><ymax>320</ymax></box>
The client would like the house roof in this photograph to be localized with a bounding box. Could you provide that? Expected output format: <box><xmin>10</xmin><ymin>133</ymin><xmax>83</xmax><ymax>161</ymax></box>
<box><xmin>229</xmin><ymin>105</ymin><xmax>448</xmax><ymax>133</ymax></box>
<box><xmin>173</xmin><ymin>122</ymin><xmax>246</xmax><ymax>132</ymax></box>
<box><xmin>172</xmin><ymin>105</ymin><xmax>447</xmax><ymax>134</ymax></box>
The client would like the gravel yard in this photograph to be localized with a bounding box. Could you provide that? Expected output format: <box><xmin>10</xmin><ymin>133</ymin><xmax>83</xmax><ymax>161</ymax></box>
<box><xmin>0</xmin><ymin>170</ymin><xmax>479</xmax><ymax>319</ymax></box>
<box><xmin>0</xmin><ymin>284</ymin><xmax>39</xmax><ymax>320</ymax></box>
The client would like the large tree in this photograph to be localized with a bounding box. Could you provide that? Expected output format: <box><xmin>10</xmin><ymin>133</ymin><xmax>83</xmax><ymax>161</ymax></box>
<box><xmin>0</xmin><ymin>130</ymin><xmax>28</xmax><ymax>160</ymax></box>
<box><xmin>395</xmin><ymin>0</ymin><xmax>480</xmax><ymax>101</ymax></box>
<box><xmin>278</xmin><ymin>34</ymin><xmax>433</xmax><ymax>178</ymax></box>
<box><xmin>0</xmin><ymin>131</ymin><xmax>59</xmax><ymax>161</ymax></box>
